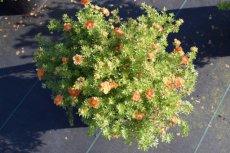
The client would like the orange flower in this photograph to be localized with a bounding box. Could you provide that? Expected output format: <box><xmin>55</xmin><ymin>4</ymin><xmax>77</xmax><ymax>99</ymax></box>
<box><xmin>37</xmin><ymin>68</ymin><xmax>45</xmax><ymax>80</ymax></box>
<box><xmin>73</xmin><ymin>54</ymin><xmax>83</xmax><ymax>65</ymax></box>
<box><xmin>110</xmin><ymin>81</ymin><xmax>118</xmax><ymax>88</ymax></box>
<box><xmin>84</xmin><ymin>20</ymin><xmax>95</xmax><ymax>29</ymax></box>
<box><xmin>173</xmin><ymin>38</ymin><xmax>181</xmax><ymax>47</ymax></box>
<box><xmin>152</xmin><ymin>43</ymin><xmax>160</xmax><ymax>51</ymax></box>
<box><xmin>172</xmin><ymin>116</ymin><xmax>179</xmax><ymax>124</ymax></box>
<box><xmin>174</xmin><ymin>47</ymin><xmax>183</xmax><ymax>52</ymax></box>
<box><xmin>62</xmin><ymin>57</ymin><xmax>68</xmax><ymax>64</ymax></box>
<box><xmin>101</xmin><ymin>8</ymin><xmax>110</xmax><ymax>16</ymax></box>
<box><xmin>182</xmin><ymin>56</ymin><xmax>189</xmax><ymax>64</ymax></box>
<box><xmin>174</xmin><ymin>77</ymin><xmax>183</xmax><ymax>87</ymax></box>
<box><xmin>147</xmin><ymin>53</ymin><xmax>154</xmax><ymax>60</ymax></box>
<box><xmin>132</xmin><ymin>91</ymin><xmax>141</xmax><ymax>101</ymax></box>
<box><xmin>136</xmin><ymin>113</ymin><xmax>145</xmax><ymax>120</ymax></box>
<box><xmin>68</xmin><ymin>88</ymin><xmax>81</xmax><ymax>97</ymax></box>
<box><xmin>99</xmin><ymin>81</ymin><xmax>111</xmax><ymax>94</ymax></box>
<box><xmin>112</xmin><ymin>43</ymin><xmax>123</xmax><ymax>52</ymax></box>
<box><xmin>90</xmin><ymin>5</ymin><xmax>95</xmax><ymax>9</ymax></box>
<box><xmin>91</xmin><ymin>5</ymin><xmax>101</xmax><ymax>10</ymax></box>
<box><xmin>160</xmin><ymin>129</ymin><xmax>166</xmax><ymax>136</ymax></box>
<box><xmin>54</xmin><ymin>95</ymin><xmax>63</xmax><ymax>106</ymax></box>
<box><xmin>112</xmin><ymin>132</ymin><xmax>119</xmax><ymax>139</ymax></box>
<box><xmin>145</xmin><ymin>88</ymin><xmax>155</xmax><ymax>100</ymax></box>
<box><xmin>63</xmin><ymin>23</ymin><xmax>72</xmax><ymax>32</ymax></box>
<box><xmin>112</xmin><ymin>46</ymin><xmax>119</xmax><ymax>52</ymax></box>
<box><xmin>114</xmin><ymin>27</ymin><xmax>125</xmax><ymax>36</ymax></box>
<box><xmin>89</xmin><ymin>97</ymin><xmax>100</xmax><ymax>108</ymax></box>
<box><xmin>137</xmin><ymin>72</ymin><xmax>143</xmax><ymax>77</ymax></box>
<box><xmin>133</xmin><ymin>110</ymin><xmax>138</xmax><ymax>116</ymax></box>
<box><xmin>94</xmin><ymin>5</ymin><xmax>101</xmax><ymax>10</ymax></box>
<box><xmin>80</xmin><ymin>0</ymin><xmax>90</xmax><ymax>5</ymax></box>
<box><xmin>152</xmin><ymin>22</ymin><xmax>163</xmax><ymax>32</ymax></box>
<box><xmin>167</xmin><ymin>82</ymin><xmax>174</xmax><ymax>89</ymax></box>
<box><xmin>133</xmin><ymin>111</ymin><xmax>145</xmax><ymax>120</ymax></box>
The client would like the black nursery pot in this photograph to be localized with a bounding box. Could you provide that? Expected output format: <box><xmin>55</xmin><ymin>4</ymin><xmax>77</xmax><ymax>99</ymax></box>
<box><xmin>6</xmin><ymin>0</ymin><xmax>47</xmax><ymax>14</ymax></box>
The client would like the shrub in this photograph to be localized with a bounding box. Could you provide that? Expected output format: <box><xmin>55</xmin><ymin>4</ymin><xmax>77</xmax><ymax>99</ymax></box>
<box><xmin>34</xmin><ymin>1</ymin><xmax>198</xmax><ymax>151</ymax></box>
<box><xmin>217</xmin><ymin>1</ymin><xmax>230</xmax><ymax>10</ymax></box>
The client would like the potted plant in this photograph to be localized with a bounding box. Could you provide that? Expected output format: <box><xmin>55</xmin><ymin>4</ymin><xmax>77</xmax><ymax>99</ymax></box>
<box><xmin>2</xmin><ymin>0</ymin><xmax>47</xmax><ymax>14</ymax></box>
<box><xmin>34</xmin><ymin>0</ymin><xmax>198</xmax><ymax>150</ymax></box>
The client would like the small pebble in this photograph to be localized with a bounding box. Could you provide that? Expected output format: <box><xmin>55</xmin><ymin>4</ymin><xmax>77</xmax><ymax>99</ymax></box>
<box><xmin>208</xmin><ymin>40</ymin><xmax>212</xmax><ymax>45</ymax></box>
<box><xmin>21</xmin><ymin>48</ymin><xmax>25</xmax><ymax>53</ymax></box>
<box><xmin>30</xmin><ymin>12</ymin><xmax>35</xmax><ymax>16</ymax></box>
<box><xmin>70</xmin><ymin>0</ymin><xmax>76</xmax><ymax>3</ymax></box>
<box><xmin>209</xmin><ymin>14</ymin><xmax>212</xmax><ymax>20</ymax></box>
<box><xmin>195</xmin><ymin>100</ymin><xmax>200</xmax><ymax>103</ymax></box>
<box><xmin>201</xmin><ymin>96</ymin><xmax>206</xmax><ymax>101</ymax></box>
<box><xmin>211</xmin><ymin>105</ymin><xmax>214</xmax><ymax>110</ymax></box>
<box><xmin>16</xmin><ymin>51</ymin><xmax>20</xmax><ymax>55</ymax></box>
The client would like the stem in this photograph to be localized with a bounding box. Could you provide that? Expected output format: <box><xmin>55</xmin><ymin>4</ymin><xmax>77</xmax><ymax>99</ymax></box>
<box><xmin>68</xmin><ymin>106</ymin><xmax>74</xmax><ymax>127</ymax></box>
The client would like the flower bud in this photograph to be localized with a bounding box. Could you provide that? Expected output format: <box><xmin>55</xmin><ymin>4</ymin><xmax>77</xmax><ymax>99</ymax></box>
<box><xmin>176</xmin><ymin>19</ymin><xmax>184</xmax><ymax>26</ymax></box>
<box><xmin>147</xmin><ymin>53</ymin><xmax>154</xmax><ymax>60</ymax></box>
<box><xmin>190</xmin><ymin>46</ymin><xmax>198</xmax><ymax>53</ymax></box>
<box><xmin>101</xmin><ymin>8</ymin><xmax>110</xmax><ymax>16</ymax></box>
<box><xmin>173</xmin><ymin>38</ymin><xmax>181</xmax><ymax>47</ymax></box>
<box><xmin>94</xmin><ymin>5</ymin><xmax>101</xmax><ymax>10</ymax></box>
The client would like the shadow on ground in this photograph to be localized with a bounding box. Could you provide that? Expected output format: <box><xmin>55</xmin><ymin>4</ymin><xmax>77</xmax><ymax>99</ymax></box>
<box><xmin>0</xmin><ymin>2</ymin><xmax>19</xmax><ymax>16</ymax></box>
<box><xmin>0</xmin><ymin>1</ymin><xmax>145</xmax><ymax>152</ymax></box>
<box><xmin>2</xmin><ymin>1</ymin><xmax>229</xmax><ymax>67</ymax></box>
<box><xmin>0</xmin><ymin>63</ymin><xmax>87</xmax><ymax>153</ymax></box>
<box><xmin>169</xmin><ymin>6</ymin><xmax>230</xmax><ymax>68</ymax></box>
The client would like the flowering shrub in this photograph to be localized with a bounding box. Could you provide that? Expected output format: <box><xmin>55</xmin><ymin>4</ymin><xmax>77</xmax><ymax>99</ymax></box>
<box><xmin>34</xmin><ymin>1</ymin><xmax>198</xmax><ymax>151</ymax></box>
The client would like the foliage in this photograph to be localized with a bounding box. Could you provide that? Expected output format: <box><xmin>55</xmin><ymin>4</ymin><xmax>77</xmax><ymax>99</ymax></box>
<box><xmin>217</xmin><ymin>1</ymin><xmax>230</xmax><ymax>10</ymax></box>
<box><xmin>34</xmin><ymin>1</ymin><xmax>198</xmax><ymax>151</ymax></box>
